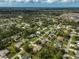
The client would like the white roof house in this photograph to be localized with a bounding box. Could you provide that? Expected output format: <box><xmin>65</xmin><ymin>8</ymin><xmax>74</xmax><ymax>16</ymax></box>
<box><xmin>0</xmin><ymin>49</ymin><xmax>9</xmax><ymax>59</ymax></box>
<box><xmin>76</xmin><ymin>41</ymin><xmax>79</xmax><ymax>47</ymax></box>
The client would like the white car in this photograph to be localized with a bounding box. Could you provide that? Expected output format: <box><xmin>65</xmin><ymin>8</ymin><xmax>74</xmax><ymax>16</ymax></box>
<box><xmin>76</xmin><ymin>41</ymin><xmax>79</xmax><ymax>47</ymax></box>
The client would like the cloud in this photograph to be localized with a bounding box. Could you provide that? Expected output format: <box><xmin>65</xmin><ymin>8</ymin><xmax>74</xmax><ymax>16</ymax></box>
<box><xmin>15</xmin><ymin>0</ymin><xmax>23</xmax><ymax>2</ymax></box>
<box><xmin>25</xmin><ymin>0</ymin><xmax>30</xmax><ymax>2</ymax></box>
<box><xmin>1</xmin><ymin>0</ymin><xmax>76</xmax><ymax>3</ymax></box>
<box><xmin>46</xmin><ymin>0</ymin><xmax>74</xmax><ymax>3</ymax></box>
<box><xmin>61</xmin><ymin>0</ymin><xmax>68</xmax><ymax>2</ymax></box>
<box><xmin>46</xmin><ymin>0</ymin><xmax>57</xmax><ymax>3</ymax></box>
<box><xmin>61</xmin><ymin>0</ymin><xmax>71</xmax><ymax>2</ymax></box>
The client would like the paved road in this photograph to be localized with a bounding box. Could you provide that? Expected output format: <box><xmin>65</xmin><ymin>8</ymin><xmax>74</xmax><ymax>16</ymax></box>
<box><xmin>66</xmin><ymin>34</ymin><xmax>73</xmax><ymax>52</ymax></box>
<box><xmin>63</xmin><ymin>34</ymin><xmax>74</xmax><ymax>59</ymax></box>
<box><xmin>11</xmin><ymin>48</ymin><xmax>24</xmax><ymax>59</ymax></box>
<box><xmin>75</xmin><ymin>49</ymin><xmax>79</xmax><ymax>59</ymax></box>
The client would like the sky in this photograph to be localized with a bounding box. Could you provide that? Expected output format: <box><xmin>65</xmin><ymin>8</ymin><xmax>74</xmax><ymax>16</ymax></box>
<box><xmin>0</xmin><ymin>0</ymin><xmax>79</xmax><ymax>7</ymax></box>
